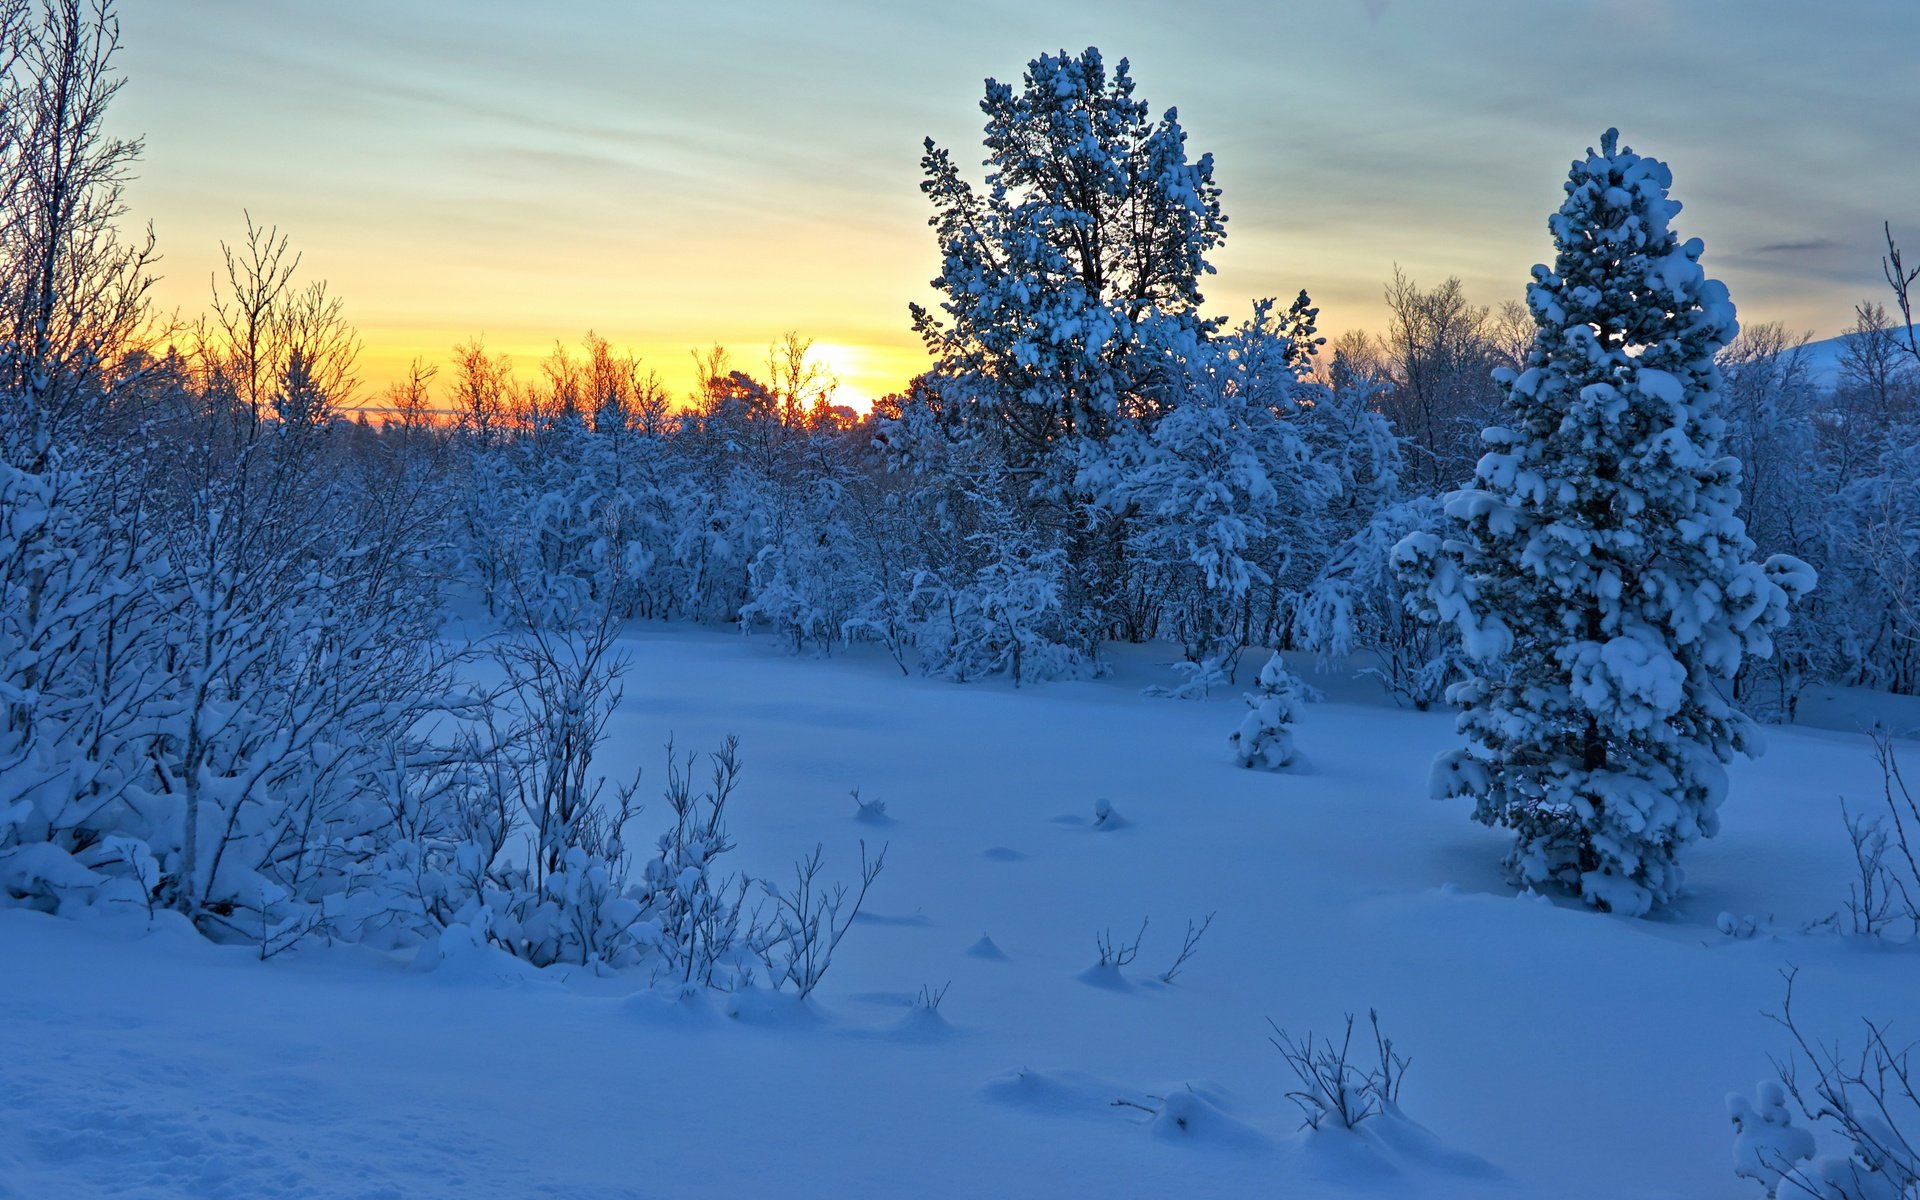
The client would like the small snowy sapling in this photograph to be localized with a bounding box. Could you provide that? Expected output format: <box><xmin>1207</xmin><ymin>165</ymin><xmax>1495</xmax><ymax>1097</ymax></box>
<box><xmin>1230</xmin><ymin>652</ymin><xmax>1302</xmax><ymax>770</ymax></box>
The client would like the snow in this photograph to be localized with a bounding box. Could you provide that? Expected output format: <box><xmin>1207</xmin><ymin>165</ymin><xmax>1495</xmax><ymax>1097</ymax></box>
<box><xmin>1728</xmin><ymin>1080</ymin><xmax>1817</xmax><ymax>1196</ymax></box>
<box><xmin>1792</xmin><ymin>326</ymin><xmax>1920</xmax><ymax>392</ymax></box>
<box><xmin>4</xmin><ymin>628</ymin><xmax>1918</xmax><ymax>1199</ymax></box>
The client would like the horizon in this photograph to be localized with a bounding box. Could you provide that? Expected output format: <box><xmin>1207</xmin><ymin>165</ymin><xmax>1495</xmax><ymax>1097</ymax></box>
<box><xmin>112</xmin><ymin>0</ymin><xmax>1917</xmax><ymax>409</ymax></box>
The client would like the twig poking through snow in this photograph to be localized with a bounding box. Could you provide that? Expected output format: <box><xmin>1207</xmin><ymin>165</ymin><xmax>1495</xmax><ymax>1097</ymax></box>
<box><xmin>1095</xmin><ymin>917</ymin><xmax>1148</xmax><ymax>969</ymax></box>
<box><xmin>1267</xmin><ymin>1009</ymin><xmax>1411</xmax><ymax>1130</ymax></box>
<box><xmin>1160</xmin><ymin>912</ymin><xmax>1217</xmax><ymax>983</ymax></box>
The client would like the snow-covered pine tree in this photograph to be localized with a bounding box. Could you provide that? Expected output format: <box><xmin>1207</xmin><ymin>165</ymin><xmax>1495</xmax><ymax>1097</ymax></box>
<box><xmin>1230</xmin><ymin>651</ymin><xmax>1301</xmax><ymax>770</ymax></box>
<box><xmin>911</xmin><ymin>46</ymin><xmax>1225</xmax><ymax>474</ymax></box>
<box><xmin>1394</xmin><ymin>130</ymin><xmax>1815</xmax><ymax>915</ymax></box>
<box><xmin>907</xmin><ymin>47</ymin><xmax>1226</xmax><ymax>657</ymax></box>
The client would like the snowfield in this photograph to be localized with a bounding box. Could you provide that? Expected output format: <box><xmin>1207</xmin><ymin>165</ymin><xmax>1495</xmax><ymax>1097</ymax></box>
<box><xmin>4</xmin><ymin>627</ymin><xmax>1916</xmax><ymax>1199</ymax></box>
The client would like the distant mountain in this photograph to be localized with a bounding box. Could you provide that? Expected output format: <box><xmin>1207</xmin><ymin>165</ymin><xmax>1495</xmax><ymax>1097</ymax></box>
<box><xmin>1778</xmin><ymin>324</ymin><xmax>1920</xmax><ymax>391</ymax></box>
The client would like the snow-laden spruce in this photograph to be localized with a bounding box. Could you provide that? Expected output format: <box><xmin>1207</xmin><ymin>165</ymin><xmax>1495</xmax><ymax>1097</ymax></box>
<box><xmin>1394</xmin><ymin>130</ymin><xmax>1815</xmax><ymax>916</ymax></box>
<box><xmin>1229</xmin><ymin>652</ymin><xmax>1302</xmax><ymax>770</ymax></box>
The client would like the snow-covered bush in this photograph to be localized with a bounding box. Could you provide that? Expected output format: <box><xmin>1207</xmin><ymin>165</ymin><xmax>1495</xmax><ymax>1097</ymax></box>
<box><xmin>954</xmin><ymin>539</ymin><xmax>1082</xmax><ymax>686</ymax></box>
<box><xmin>0</xmin><ymin>423</ymin><xmax>171</xmax><ymax>918</ymax></box>
<box><xmin>444</xmin><ymin>611</ymin><xmax>644</xmax><ymax>967</ymax></box>
<box><xmin>1142</xmin><ymin>652</ymin><xmax>1234</xmax><ymax>700</ymax></box>
<box><xmin>1833</xmin><ymin>436</ymin><xmax>1920</xmax><ymax>695</ymax></box>
<box><xmin>643</xmin><ymin>737</ymin><xmax>751</xmax><ymax>989</ymax></box>
<box><xmin>901</xmin><ymin>465</ymin><xmax>1090</xmax><ymax>686</ymax></box>
<box><xmin>752</xmin><ymin>840</ymin><xmax>886</xmax><ymax>998</ymax></box>
<box><xmin>0</xmin><ymin>372</ymin><xmax>458</xmax><ymax>949</ymax></box>
<box><xmin>1397</xmin><ymin>130</ymin><xmax>1814</xmax><ymax>915</ymax></box>
<box><xmin>376</xmin><ymin>605</ymin><xmax>744</xmax><ymax>975</ymax></box>
<box><xmin>1832</xmin><ymin>734</ymin><xmax>1920</xmax><ymax>940</ymax></box>
<box><xmin>1230</xmin><ymin>652</ymin><xmax>1302</xmax><ymax>770</ymax></box>
<box><xmin>740</xmin><ymin>545</ymin><xmax>830</xmax><ymax>652</ymax></box>
<box><xmin>1267</xmin><ymin>1010</ymin><xmax>1410</xmax><ymax>1131</ymax></box>
<box><xmin>1091</xmin><ymin>918</ymin><xmax>1148</xmax><ymax>977</ymax></box>
<box><xmin>376</xmin><ymin>618</ymin><xmax>886</xmax><ymax>990</ymax></box>
<box><xmin>1728</xmin><ymin>1081</ymin><xmax>1818</xmax><ymax>1198</ymax></box>
<box><xmin>1717</xmin><ymin>325</ymin><xmax>1829</xmax><ymax>718</ymax></box>
<box><xmin>1731</xmin><ymin>970</ymin><xmax>1920</xmax><ymax>1200</ymax></box>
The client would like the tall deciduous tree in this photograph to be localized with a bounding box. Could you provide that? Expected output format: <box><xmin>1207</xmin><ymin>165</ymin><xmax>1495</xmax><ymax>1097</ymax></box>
<box><xmin>1396</xmin><ymin>130</ymin><xmax>1814</xmax><ymax>916</ymax></box>
<box><xmin>0</xmin><ymin>0</ymin><xmax>156</xmax><ymax>429</ymax></box>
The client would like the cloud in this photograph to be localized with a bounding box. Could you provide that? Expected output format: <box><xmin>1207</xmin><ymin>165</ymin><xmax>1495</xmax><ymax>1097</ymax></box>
<box><xmin>1750</xmin><ymin>239</ymin><xmax>1845</xmax><ymax>257</ymax></box>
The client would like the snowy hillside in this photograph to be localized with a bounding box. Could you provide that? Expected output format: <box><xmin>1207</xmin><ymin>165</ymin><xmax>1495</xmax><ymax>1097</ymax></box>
<box><xmin>1797</xmin><ymin>333</ymin><xmax>1849</xmax><ymax>391</ymax></box>
<box><xmin>1788</xmin><ymin>324</ymin><xmax>1919</xmax><ymax>390</ymax></box>
<box><xmin>5</xmin><ymin>629</ymin><xmax>1914</xmax><ymax>1200</ymax></box>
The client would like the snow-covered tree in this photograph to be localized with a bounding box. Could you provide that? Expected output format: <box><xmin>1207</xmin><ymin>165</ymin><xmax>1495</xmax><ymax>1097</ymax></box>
<box><xmin>1396</xmin><ymin>130</ymin><xmax>1815</xmax><ymax>915</ymax></box>
<box><xmin>1716</xmin><ymin>324</ymin><xmax>1829</xmax><ymax>715</ymax></box>
<box><xmin>912</xmin><ymin>46</ymin><xmax>1224</xmax><ymax>474</ymax></box>
<box><xmin>1230</xmin><ymin>652</ymin><xmax>1302</xmax><ymax>770</ymax></box>
<box><xmin>908</xmin><ymin>46</ymin><xmax>1227</xmax><ymax>654</ymax></box>
<box><xmin>1083</xmin><ymin>297</ymin><xmax>1338</xmax><ymax>666</ymax></box>
<box><xmin>1835</xmin><ymin>436</ymin><xmax>1920</xmax><ymax>694</ymax></box>
<box><xmin>1378</xmin><ymin>270</ymin><xmax>1524</xmax><ymax>494</ymax></box>
<box><xmin>1298</xmin><ymin>496</ymin><xmax>1461</xmax><ymax>710</ymax></box>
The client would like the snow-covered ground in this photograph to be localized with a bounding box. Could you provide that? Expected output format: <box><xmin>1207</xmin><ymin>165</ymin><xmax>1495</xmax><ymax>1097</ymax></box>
<box><xmin>5</xmin><ymin>628</ymin><xmax>1916</xmax><ymax>1199</ymax></box>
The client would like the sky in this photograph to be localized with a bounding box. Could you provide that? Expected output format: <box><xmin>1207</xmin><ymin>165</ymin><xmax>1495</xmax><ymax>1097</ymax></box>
<box><xmin>111</xmin><ymin>0</ymin><xmax>1916</xmax><ymax>410</ymax></box>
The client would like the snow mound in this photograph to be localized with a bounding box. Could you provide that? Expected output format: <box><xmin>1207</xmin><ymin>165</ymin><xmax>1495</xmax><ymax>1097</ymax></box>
<box><xmin>412</xmin><ymin>923</ymin><xmax>550</xmax><ymax>988</ymax></box>
<box><xmin>621</xmin><ymin>988</ymin><xmax>719</xmax><ymax>1029</ymax></box>
<box><xmin>964</xmin><ymin>934</ymin><xmax>1009</xmax><ymax>960</ymax></box>
<box><xmin>886</xmin><ymin>1004</ymin><xmax>957</xmax><ymax>1043</ymax></box>
<box><xmin>1292</xmin><ymin>1111</ymin><xmax>1502</xmax><ymax>1186</ymax></box>
<box><xmin>1148</xmin><ymin>1088</ymin><xmax>1270</xmax><ymax>1152</ymax></box>
<box><xmin>980</xmin><ymin>1067</ymin><xmax>1155</xmax><ymax>1124</ymax></box>
<box><xmin>984</xmin><ymin>1070</ymin><xmax>1269</xmax><ymax>1154</ymax></box>
<box><xmin>721</xmin><ymin>986</ymin><xmax>820</xmax><ymax>1029</ymax></box>
<box><xmin>1076</xmin><ymin>962</ymin><xmax>1132</xmax><ymax>991</ymax></box>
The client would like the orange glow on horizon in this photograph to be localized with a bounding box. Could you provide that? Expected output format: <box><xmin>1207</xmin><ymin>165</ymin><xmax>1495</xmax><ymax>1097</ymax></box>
<box><xmin>339</xmin><ymin>327</ymin><xmax>932</xmax><ymax>419</ymax></box>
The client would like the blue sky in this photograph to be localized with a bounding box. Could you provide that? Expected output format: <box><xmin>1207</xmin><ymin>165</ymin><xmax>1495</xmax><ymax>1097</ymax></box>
<box><xmin>113</xmin><ymin>0</ymin><xmax>1916</xmax><ymax>401</ymax></box>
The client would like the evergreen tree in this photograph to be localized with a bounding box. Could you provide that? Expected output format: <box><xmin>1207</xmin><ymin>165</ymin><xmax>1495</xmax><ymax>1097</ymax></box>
<box><xmin>911</xmin><ymin>47</ymin><xmax>1225</xmax><ymax>472</ymax></box>
<box><xmin>1229</xmin><ymin>651</ymin><xmax>1301</xmax><ymax>770</ymax></box>
<box><xmin>905</xmin><ymin>48</ymin><xmax>1226</xmax><ymax>659</ymax></box>
<box><xmin>1394</xmin><ymin>130</ymin><xmax>1814</xmax><ymax>915</ymax></box>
